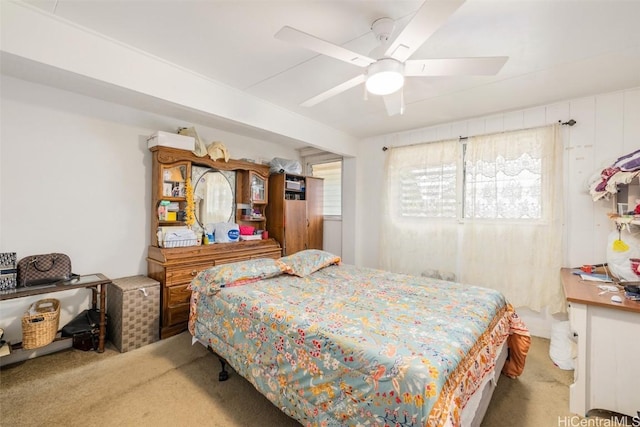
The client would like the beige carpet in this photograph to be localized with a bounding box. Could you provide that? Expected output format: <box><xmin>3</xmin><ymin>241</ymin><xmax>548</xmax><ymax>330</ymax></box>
<box><xmin>0</xmin><ymin>334</ymin><xmax>582</xmax><ymax>426</ymax></box>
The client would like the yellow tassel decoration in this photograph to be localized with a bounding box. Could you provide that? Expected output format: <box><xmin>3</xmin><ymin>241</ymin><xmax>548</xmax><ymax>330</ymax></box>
<box><xmin>185</xmin><ymin>178</ymin><xmax>195</xmax><ymax>228</ymax></box>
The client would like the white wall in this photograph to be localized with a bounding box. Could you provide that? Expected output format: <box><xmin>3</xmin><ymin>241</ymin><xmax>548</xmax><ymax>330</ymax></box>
<box><xmin>0</xmin><ymin>76</ymin><xmax>301</xmax><ymax>343</ymax></box>
<box><xmin>355</xmin><ymin>86</ymin><xmax>640</xmax><ymax>337</ymax></box>
<box><xmin>1</xmin><ymin>1</ymin><xmax>358</xmax><ymax>158</ymax></box>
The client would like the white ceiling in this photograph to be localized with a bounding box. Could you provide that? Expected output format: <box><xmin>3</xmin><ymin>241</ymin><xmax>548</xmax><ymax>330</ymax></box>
<box><xmin>16</xmin><ymin>0</ymin><xmax>640</xmax><ymax>141</ymax></box>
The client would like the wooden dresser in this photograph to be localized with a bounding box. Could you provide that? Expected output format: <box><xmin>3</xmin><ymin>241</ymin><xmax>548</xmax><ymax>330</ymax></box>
<box><xmin>148</xmin><ymin>241</ymin><xmax>280</xmax><ymax>338</ymax></box>
<box><xmin>561</xmin><ymin>268</ymin><xmax>640</xmax><ymax>418</ymax></box>
<box><xmin>147</xmin><ymin>146</ymin><xmax>281</xmax><ymax>339</ymax></box>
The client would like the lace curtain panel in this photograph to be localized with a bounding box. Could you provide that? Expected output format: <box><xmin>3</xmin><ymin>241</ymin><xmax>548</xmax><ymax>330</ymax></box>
<box><xmin>380</xmin><ymin>125</ymin><xmax>565</xmax><ymax>313</ymax></box>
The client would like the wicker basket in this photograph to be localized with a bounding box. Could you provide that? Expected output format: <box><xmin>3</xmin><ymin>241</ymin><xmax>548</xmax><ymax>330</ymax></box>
<box><xmin>22</xmin><ymin>298</ymin><xmax>60</xmax><ymax>349</ymax></box>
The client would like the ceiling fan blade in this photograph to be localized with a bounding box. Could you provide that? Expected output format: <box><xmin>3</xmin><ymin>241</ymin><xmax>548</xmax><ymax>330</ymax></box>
<box><xmin>405</xmin><ymin>57</ymin><xmax>509</xmax><ymax>76</ymax></box>
<box><xmin>275</xmin><ymin>26</ymin><xmax>375</xmax><ymax>68</ymax></box>
<box><xmin>382</xmin><ymin>90</ymin><xmax>405</xmax><ymax>116</ymax></box>
<box><xmin>385</xmin><ymin>0</ymin><xmax>466</xmax><ymax>62</ymax></box>
<box><xmin>301</xmin><ymin>74</ymin><xmax>366</xmax><ymax>107</ymax></box>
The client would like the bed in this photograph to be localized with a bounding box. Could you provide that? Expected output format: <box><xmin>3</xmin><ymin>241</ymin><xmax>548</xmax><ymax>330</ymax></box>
<box><xmin>188</xmin><ymin>250</ymin><xmax>529</xmax><ymax>427</ymax></box>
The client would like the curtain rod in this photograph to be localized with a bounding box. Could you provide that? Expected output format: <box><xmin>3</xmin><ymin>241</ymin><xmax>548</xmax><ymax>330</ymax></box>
<box><xmin>381</xmin><ymin>119</ymin><xmax>577</xmax><ymax>151</ymax></box>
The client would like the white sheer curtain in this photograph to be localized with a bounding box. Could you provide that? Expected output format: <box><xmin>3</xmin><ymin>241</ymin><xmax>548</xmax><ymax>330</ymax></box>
<box><xmin>461</xmin><ymin>125</ymin><xmax>564</xmax><ymax>312</ymax></box>
<box><xmin>380</xmin><ymin>125</ymin><xmax>565</xmax><ymax>313</ymax></box>
<box><xmin>380</xmin><ymin>138</ymin><xmax>460</xmax><ymax>275</ymax></box>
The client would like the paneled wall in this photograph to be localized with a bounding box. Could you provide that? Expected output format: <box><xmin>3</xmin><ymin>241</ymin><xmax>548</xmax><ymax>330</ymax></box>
<box><xmin>355</xmin><ymin>87</ymin><xmax>640</xmax><ymax>336</ymax></box>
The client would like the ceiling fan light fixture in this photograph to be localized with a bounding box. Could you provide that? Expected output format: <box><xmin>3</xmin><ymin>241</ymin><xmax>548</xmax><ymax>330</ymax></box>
<box><xmin>366</xmin><ymin>58</ymin><xmax>405</xmax><ymax>96</ymax></box>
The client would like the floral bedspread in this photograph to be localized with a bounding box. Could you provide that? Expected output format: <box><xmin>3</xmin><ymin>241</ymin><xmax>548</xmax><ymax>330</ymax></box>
<box><xmin>189</xmin><ymin>264</ymin><xmax>516</xmax><ymax>427</ymax></box>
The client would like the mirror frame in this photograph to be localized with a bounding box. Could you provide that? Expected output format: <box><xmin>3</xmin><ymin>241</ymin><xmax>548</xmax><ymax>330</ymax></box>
<box><xmin>191</xmin><ymin>165</ymin><xmax>236</xmax><ymax>228</ymax></box>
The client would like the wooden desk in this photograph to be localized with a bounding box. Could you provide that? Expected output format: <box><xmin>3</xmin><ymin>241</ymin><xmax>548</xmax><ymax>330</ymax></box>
<box><xmin>561</xmin><ymin>268</ymin><xmax>640</xmax><ymax>418</ymax></box>
<box><xmin>0</xmin><ymin>274</ymin><xmax>110</xmax><ymax>353</ymax></box>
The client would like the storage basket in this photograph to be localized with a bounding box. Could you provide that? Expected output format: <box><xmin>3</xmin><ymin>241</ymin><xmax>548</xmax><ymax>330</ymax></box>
<box><xmin>22</xmin><ymin>298</ymin><xmax>60</xmax><ymax>349</ymax></box>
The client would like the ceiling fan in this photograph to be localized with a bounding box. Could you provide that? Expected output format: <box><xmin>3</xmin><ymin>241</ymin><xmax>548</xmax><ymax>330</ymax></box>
<box><xmin>275</xmin><ymin>0</ymin><xmax>508</xmax><ymax>116</ymax></box>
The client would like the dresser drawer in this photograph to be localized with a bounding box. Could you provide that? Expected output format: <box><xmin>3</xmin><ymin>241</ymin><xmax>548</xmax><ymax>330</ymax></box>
<box><xmin>167</xmin><ymin>283</ymin><xmax>192</xmax><ymax>306</ymax></box>
<box><xmin>164</xmin><ymin>302</ymin><xmax>190</xmax><ymax>327</ymax></box>
<box><xmin>166</xmin><ymin>262</ymin><xmax>215</xmax><ymax>286</ymax></box>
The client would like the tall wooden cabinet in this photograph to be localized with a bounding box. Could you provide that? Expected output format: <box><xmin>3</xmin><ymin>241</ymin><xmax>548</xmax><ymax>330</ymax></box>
<box><xmin>266</xmin><ymin>173</ymin><xmax>323</xmax><ymax>256</ymax></box>
<box><xmin>147</xmin><ymin>146</ymin><xmax>281</xmax><ymax>339</ymax></box>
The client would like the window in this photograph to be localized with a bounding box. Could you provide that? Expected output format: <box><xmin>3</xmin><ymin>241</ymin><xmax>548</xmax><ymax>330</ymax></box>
<box><xmin>391</xmin><ymin>138</ymin><xmax>459</xmax><ymax>220</ymax></box>
<box><xmin>395</xmin><ymin>131</ymin><xmax>546</xmax><ymax>221</ymax></box>
<box><xmin>310</xmin><ymin>160</ymin><xmax>342</xmax><ymax>217</ymax></box>
<box><xmin>399</xmin><ymin>162</ymin><xmax>457</xmax><ymax>218</ymax></box>
<box><xmin>463</xmin><ymin>134</ymin><xmax>544</xmax><ymax>220</ymax></box>
<box><xmin>382</xmin><ymin>125</ymin><xmax>564</xmax><ymax>313</ymax></box>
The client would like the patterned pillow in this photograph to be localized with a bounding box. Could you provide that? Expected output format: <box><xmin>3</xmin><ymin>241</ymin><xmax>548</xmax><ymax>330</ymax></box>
<box><xmin>279</xmin><ymin>249</ymin><xmax>341</xmax><ymax>277</ymax></box>
<box><xmin>188</xmin><ymin>258</ymin><xmax>284</xmax><ymax>295</ymax></box>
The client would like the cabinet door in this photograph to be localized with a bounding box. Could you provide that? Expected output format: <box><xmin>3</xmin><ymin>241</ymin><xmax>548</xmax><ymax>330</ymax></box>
<box><xmin>306</xmin><ymin>177</ymin><xmax>324</xmax><ymax>250</ymax></box>
<box><xmin>249</xmin><ymin>171</ymin><xmax>267</xmax><ymax>203</ymax></box>
<box><xmin>284</xmin><ymin>200</ymin><xmax>307</xmax><ymax>255</ymax></box>
<box><xmin>159</xmin><ymin>162</ymin><xmax>189</xmax><ymax>200</ymax></box>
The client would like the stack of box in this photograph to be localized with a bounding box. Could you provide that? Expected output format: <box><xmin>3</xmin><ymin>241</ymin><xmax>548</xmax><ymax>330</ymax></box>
<box><xmin>0</xmin><ymin>253</ymin><xmax>17</xmax><ymax>291</ymax></box>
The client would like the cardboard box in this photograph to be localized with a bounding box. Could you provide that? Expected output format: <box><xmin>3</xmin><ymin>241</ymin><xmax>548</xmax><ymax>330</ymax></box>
<box><xmin>147</xmin><ymin>131</ymin><xmax>195</xmax><ymax>151</ymax></box>
<box><xmin>0</xmin><ymin>252</ymin><xmax>16</xmax><ymax>269</ymax></box>
<box><xmin>0</xmin><ymin>252</ymin><xmax>17</xmax><ymax>290</ymax></box>
<box><xmin>0</xmin><ymin>270</ymin><xmax>16</xmax><ymax>291</ymax></box>
<box><xmin>107</xmin><ymin>275</ymin><xmax>160</xmax><ymax>352</ymax></box>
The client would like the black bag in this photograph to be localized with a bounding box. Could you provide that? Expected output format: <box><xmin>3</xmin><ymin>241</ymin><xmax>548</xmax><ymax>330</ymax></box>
<box><xmin>16</xmin><ymin>253</ymin><xmax>73</xmax><ymax>287</ymax></box>
<box><xmin>61</xmin><ymin>309</ymin><xmax>106</xmax><ymax>351</ymax></box>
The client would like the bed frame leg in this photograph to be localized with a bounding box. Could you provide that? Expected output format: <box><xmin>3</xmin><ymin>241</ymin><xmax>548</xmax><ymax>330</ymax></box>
<box><xmin>207</xmin><ymin>346</ymin><xmax>230</xmax><ymax>381</ymax></box>
<box><xmin>217</xmin><ymin>356</ymin><xmax>229</xmax><ymax>381</ymax></box>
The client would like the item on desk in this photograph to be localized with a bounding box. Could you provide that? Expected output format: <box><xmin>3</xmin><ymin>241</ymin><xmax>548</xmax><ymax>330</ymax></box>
<box><xmin>16</xmin><ymin>253</ymin><xmax>73</xmax><ymax>287</ymax></box>
<box><xmin>622</xmin><ymin>282</ymin><xmax>640</xmax><ymax>293</ymax></box>
<box><xmin>597</xmin><ymin>284</ymin><xmax>619</xmax><ymax>293</ymax></box>
<box><xmin>578</xmin><ymin>272</ymin><xmax>612</xmax><ymax>282</ymax></box>
<box><xmin>610</xmin><ymin>295</ymin><xmax>623</xmax><ymax>303</ymax></box>
<box><xmin>620</xmin><ymin>282</ymin><xmax>640</xmax><ymax>301</ymax></box>
<box><xmin>625</xmin><ymin>289</ymin><xmax>640</xmax><ymax>301</ymax></box>
<box><xmin>581</xmin><ymin>265</ymin><xmax>594</xmax><ymax>274</ymax></box>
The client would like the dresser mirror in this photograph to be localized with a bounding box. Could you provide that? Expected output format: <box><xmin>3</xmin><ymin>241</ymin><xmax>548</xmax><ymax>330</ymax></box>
<box><xmin>192</xmin><ymin>165</ymin><xmax>236</xmax><ymax>227</ymax></box>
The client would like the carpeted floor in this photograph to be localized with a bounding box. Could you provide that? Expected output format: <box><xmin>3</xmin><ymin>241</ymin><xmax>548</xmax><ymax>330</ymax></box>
<box><xmin>0</xmin><ymin>334</ymin><xmax>580</xmax><ymax>426</ymax></box>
